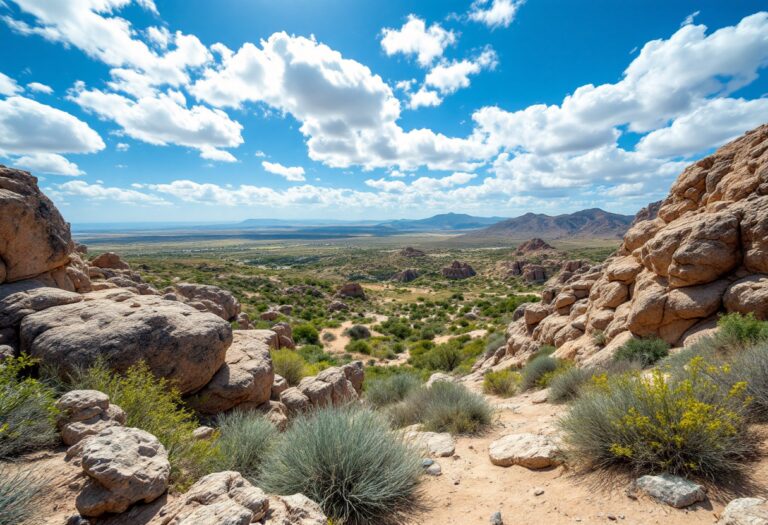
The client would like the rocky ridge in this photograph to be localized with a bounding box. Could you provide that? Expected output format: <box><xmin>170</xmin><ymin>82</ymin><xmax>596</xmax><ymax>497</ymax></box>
<box><xmin>472</xmin><ymin>124</ymin><xmax>768</xmax><ymax>375</ymax></box>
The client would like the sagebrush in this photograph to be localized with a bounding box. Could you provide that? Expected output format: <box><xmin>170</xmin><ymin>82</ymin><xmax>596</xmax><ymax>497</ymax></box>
<box><xmin>216</xmin><ymin>410</ymin><xmax>277</xmax><ymax>482</ymax></box>
<box><xmin>260</xmin><ymin>406</ymin><xmax>422</xmax><ymax>525</ymax></box>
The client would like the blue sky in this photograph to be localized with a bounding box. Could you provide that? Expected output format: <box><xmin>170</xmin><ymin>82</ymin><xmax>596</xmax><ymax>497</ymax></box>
<box><xmin>1</xmin><ymin>0</ymin><xmax>767</xmax><ymax>223</ymax></box>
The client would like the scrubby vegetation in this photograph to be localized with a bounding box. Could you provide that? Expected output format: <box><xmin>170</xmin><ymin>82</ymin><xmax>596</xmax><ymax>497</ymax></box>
<box><xmin>216</xmin><ymin>410</ymin><xmax>277</xmax><ymax>482</ymax></box>
<box><xmin>560</xmin><ymin>359</ymin><xmax>754</xmax><ymax>480</ymax></box>
<box><xmin>389</xmin><ymin>381</ymin><xmax>493</xmax><ymax>435</ymax></box>
<box><xmin>271</xmin><ymin>348</ymin><xmax>307</xmax><ymax>386</ymax></box>
<box><xmin>365</xmin><ymin>372</ymin><xmax>422</xmax><ymax>408</ymax></box>
<box><xmin>520</xmin><ymin>354</ymin><xmax>560</xmax><ymax>391</ymax></box>
<box><xmin>260</xmin><ymin>405</ymin><xmax>422</xmax><ymax>525</ymax></box>
<box><xmin>613</xmin><ymin>337</ymin><xmax>669</xmax><ymax>367</ymax></box>
<box><xmin>0</xmin><ymin>355</ymin><xmax>58</xmax><ymax>458</ymax></box>
<box><xmin>482</xmin><ymin>369</ymin><xmax>519</xmax><ymax>397</ymax></box>
<box><xmin>66</xmin><ymin>361</ymin><xmax>221</xmax><ymax>490</ymax></box>
<box><xmin>0</xmin><ymin>469</ymin><xmax>39</xmax><ymax>525</ymax></box>
<box><xmin>547</xmin><ymin>367</ymin><xmax>593</xmax><ymax>402</ymax></box>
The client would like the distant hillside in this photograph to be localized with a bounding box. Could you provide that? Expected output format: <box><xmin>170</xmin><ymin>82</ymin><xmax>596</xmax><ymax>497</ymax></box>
<box><xmin>379</xmin><ymin>213</ymin><xmax>507</xmax><ymax>231</ymax></box>
<box><xmin>465</xmin><ymin>208</ymin><xmax>634</xmax><ymax>240</ymax></box>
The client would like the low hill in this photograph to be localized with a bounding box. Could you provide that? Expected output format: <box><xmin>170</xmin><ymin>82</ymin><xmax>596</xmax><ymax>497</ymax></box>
<box><xmin>464</xmin><ymin>208</ymin><xmax>634</xmax><ymax>240</ymax></box>
<box><xmin>379</xmin><ymin>212</ymin><xmax>507</xmax><ymax>231</ymax></box>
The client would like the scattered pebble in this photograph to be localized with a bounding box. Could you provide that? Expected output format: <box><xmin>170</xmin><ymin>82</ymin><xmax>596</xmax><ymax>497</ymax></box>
<box><xmin>425</xmin><ymin>463</ymin><xmax>442</xmax><ymax>476</ymax></box>
<box><xmin>534</xmin><ymin>489</ymin><xmax>545</xmax><ymax>496</ymax></box>
<box><xmin>490</xmin><ymin>511</ymin><xmax>503</xmax><ymax>525</ymax></box>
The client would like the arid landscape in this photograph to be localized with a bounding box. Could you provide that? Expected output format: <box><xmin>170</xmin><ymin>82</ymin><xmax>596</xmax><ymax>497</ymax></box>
<box><xmin>3</xmin><ymin>2</ymin><xmax>768</xmax><ymax>525</ymax></box>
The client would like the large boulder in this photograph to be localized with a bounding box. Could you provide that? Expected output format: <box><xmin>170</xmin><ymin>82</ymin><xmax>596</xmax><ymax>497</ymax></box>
<box><xmin>0</xmin><ymin>279</ymin><xmax>82</xmax><ymax>330</ymax></box>
<box><xmin>21</xmin><ymin>293</ymin><xmax>232</xmax><ymax>394</ymax></box>
<box><xmin>442</xmin><ymin>261</ymin><xmax>476</xmax><ymax>279</ymax></box>
<box><xmin>0</xmin><ymin>166</ymin><xmax>73</xmax><ymax>284</ymax></box>
<box><xmin>188</xmin><ymin>330</ymin><xmax>275</xmax><ymax>415</ymax></box>
<box><xmin>336</xmin><ymin>282</ymin><xmax>366</xmax><ymax>299</ymax></box>
<box><xmin>91</xmin><ymin>252</ymin><xmax>130</xmax><ymax>271</ymax></box>
<box><xmin>718</xmin><ymin>497</ymin><xmax>768</xmax><ymax>525</ymax></box>
<box><xmin>72</xmin><ymin>426</ymin><xmax>170</xmax><ymax>517</ymax></box>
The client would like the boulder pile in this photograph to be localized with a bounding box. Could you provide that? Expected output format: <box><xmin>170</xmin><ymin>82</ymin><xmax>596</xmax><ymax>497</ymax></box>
<box><xmin>473</xmin><ymin>124</ymin><xmax>768</xmax><ymax>373</ymax></box>
<box><xmin>442</xmin><ymin>260</ymin><xmax>476</xmax><ymax>279</ymax></box>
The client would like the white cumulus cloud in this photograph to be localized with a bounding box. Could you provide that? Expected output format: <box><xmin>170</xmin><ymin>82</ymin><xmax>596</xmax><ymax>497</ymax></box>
<box><xmin>468</xmin><ymin>0</ymin><xmax>524</xmax><ymax>29</ymax></box>
<box><xmin>380</xmin><ymin>15</ymin><xmax>456</xmax><ymax>67</ymax></box>
<box><xmin>262</xmin><ymin>161</ymin><xmax>306</xmax><ymax>181</ymax></box>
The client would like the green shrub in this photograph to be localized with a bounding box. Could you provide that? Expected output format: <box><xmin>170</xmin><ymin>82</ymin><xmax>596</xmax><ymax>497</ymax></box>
<box><xmin>613</xmin><ymin>337</ymin><xmax>669</xmax><ymax>367</ymax></box>
<box><xmin>345</xmin><ymin>325</ymin><xmax>371</xmax><ymax>340</ymax></box>
<box><xmin>548</xmin><ymin>367</ymin><xmax>593</xmax><ymax>402</ymax></box>
<box><xmin>718</xmin><ymin>312</ymin><xmax>768</xmax><ymax>346</ymax></box>
<box><xmin>260</xmin><ymin>406</ymin><xmax>422</xmax><ymax>525</ymax></box>
<box><xmin>271</xmin><ymin>348</ymin><xmax>307</xmax><ymax>386</ymax></box>
<box><xmin>528</xmin><ymin>345</ymin><xmax>555</xmax><ymax>361</ymax></box>
<box><xmin>377</xmin><ymin>318</ymin><xmax>413</xmax><ymax>340</ymax></box>
<box><xmin>366</xmin><ymin>373</ymin><xmax>421</xmax><ymax>408</ymax></box>
<box><xmin>520</xmin><ymin>355</ymin><xmax>559</xmax><ymax>391</ymax></box>
<box><xmin>482</xmin><ymin>369</ymin><xmax>519</xmax><ymax>397</ymax></box>
<box><xmin>559</xmin><ymin>359</ymin><xmax>753</xmax><ymax>480</ymax></box>
<box><xmin>346</xmin><ymin>339</ymin><xmax>372</xmax><ymax>355</ymax></box>
<box><xmin>425</xmin><ymin>344</ymin><xmax>462</xmax><ymax>371</ymax></box>
<box><xmin>0</xmin><ymin>355</ymin><xmax>58</xmax><ymax>458</ymax></box>
<box><xmin>710</xmin><ymin>342</ymin><xmax>768</xmax><ymax>423</ymax></box>
<box><xmin>293</xmin><ymin>324</ymin><xmax>320</xmax><ymax>345</ymax></box>
<box><xmin>389</xmin><ymin>382</ymin><xmax>493</xmax><ymax>435</ymax></box>
<box><xmin>0</xmin><ymin>469</ymin><xmax>39</xmax><ymax>525</ymax></box>
<box><xmin>67</xmin><ymin>361</ymin><xmax>221</xmax><ymax>490</ymax></box>
<box><xmin>217</xmin><ymin>410</ymin><xmax>277</xmax><ymax>482</ymax></box>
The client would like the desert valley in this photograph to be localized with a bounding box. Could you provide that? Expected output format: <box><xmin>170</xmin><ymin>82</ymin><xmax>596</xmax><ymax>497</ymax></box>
<box><xmin>2</xmin><ymin>2</ymin><xmax>768</xmax><ymax>525</ymax></box>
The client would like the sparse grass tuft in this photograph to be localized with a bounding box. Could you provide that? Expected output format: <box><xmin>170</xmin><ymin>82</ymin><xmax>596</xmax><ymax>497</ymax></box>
<box><xmin>0</xmin><ymin>469</ymin><xmax>40</xmax><ymax>525</ymax></box>
<box><xmin>482</xmin><ymin>369</ymin><xmax>519</xmax><ymax>397</ymax></box>
<box><xmin>260</xmin><ymin>405</ymin><xmax>422</xmax><ymax>525</ymax></box>
<box><xmin>389</xmin><ymin>381</ymin><xmax>492</xmax><ymax>435</ymax></box>
<box><xmin>216</xmin><ymin>410</ymin><xmax>277</xmax><ymax>482</ymax></box>
<box><xmin>365</xmin><ymin>373</ymin><xmax>422</xmax><ymax>408</ymax></box>
<box><xmin>271</xmin><ymin>348</ymin><xmax>307</xmax><ymax>386</ymax></box>
<box><xmin>520</xmin><ymin>355</ymin><xmax>559</xmax><ymax>391</ymax></box>
<box><xmin>0</xmin><ymin>355</ymin><xmax>58</xmax><ymax>459</ymax></box>
<box><xmin>548</xmin><ymin>367</ymin><xmax>593</xmax><ymax>402</ymax></box>
<box><xmin>613</xmin><ymin>337</ymin><xmax>669</xmax><ymax>367</ymax></box>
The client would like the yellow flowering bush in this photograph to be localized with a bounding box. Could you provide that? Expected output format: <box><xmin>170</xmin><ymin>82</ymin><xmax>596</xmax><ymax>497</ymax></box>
<box><xmin>560</xmin><ymin>357</ymin><xmax>754</xmax><ymax>479</ymax></box>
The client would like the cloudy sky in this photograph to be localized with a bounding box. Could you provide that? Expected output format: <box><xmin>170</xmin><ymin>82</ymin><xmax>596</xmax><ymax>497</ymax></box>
<box><xmin>1</xmin><ymin>0</ymin><xmax>767</xmax><ymax>223</ymax></box>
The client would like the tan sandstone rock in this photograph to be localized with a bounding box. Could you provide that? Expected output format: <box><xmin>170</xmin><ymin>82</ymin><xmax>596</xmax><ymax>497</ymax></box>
<box><xmin>489</xmin><ymin>433</ymin><xmax>561</xmax><ymax>469</ymax></box>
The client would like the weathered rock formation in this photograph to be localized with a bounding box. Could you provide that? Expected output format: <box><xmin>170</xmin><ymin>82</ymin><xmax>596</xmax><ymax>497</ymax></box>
<box><xmin>442</xmin><ymin>261</ymin><xmax>476</xmax><ymax>279</ymax></box>
<box><xmin>516</xmin><ymin>238</ymin><xmax>555</xmax><ymax>254</ymax></box>
<box><xmin>279</xmin><ymin>361</ymin><xmax>364</xmax><ymax>414</ymax></box>
<box><xmin>473</xmin><ymin>124</ymin><xmax>768</xmax><ymax>373</ymax></box>
<box><xmin>400</xmin><ymin>246</ymin><xmax>426</xmax><ymax>257</ymax></box>
<box><xmin>56</xmin><ymin>390</ymin><xmax>126</xmax><ymax>446</ymax></box>
<box><xmin>336</xmin><ymin>282</ymin><xmax>366</xmax><ymax>299</ymax></box>
<box><xmin>393</xmin><ymin>269</ymin><xmax>419</xmax><ymax>282</ymax></box>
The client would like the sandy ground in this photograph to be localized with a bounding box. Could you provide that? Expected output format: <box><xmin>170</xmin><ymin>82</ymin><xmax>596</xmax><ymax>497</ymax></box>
<box><xmin>406</xmin><ymin>387</ymin><xmax>768</xmax><ymax>525</ymax></box>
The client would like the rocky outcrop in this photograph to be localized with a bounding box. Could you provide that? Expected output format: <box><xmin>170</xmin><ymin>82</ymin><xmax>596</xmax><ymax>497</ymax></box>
<box><xmin>188</xmin><ymin>330</ymin><xmax>276</xmax><ymax>415</ymax></box>
<box><xmin>173</xmin><ymin>282</ymin><xmax>241</xmax><ymax>322</ymax></box>
<box><xmin>516</xmin><ymin>238</ymin><xmax>555</xmax><ymax>253</ymax></box>
<box><xmin>149</xmin><ymin>471</ymin><xmax>327</xmax><ymax>525</ymax></box>
<box><xmin>70</xmin><ymin>426</ymin><xmax>170</xmax><ymax>517</ymax></box>
<box><xmin>473</xmin><ymin>125</ymin><xmax>768</xmax><ymax>371</ymax></box>
<box><xmin>442</xmin><ymin>261</ymin><xmax>476</xmax><ymax>279</ymax></box>
<box><xmin>56</xmin><ymin>390</ymin><xmax>126</xmax><ymax>446</ymax></box>
<box><xmin>21</xmin><ymin>292</ymin><xmax>232</xmax><ymax>394</ymax></box>
<box><xmin>91</xmin><ymin>252</ymin><xmax>130</xmax><ymax>271</ymax></box>
<box><xmin>0</xmin><ymin>166</ymin><xmax>74</xmax><ymax>284</ymax></box>
<box><xmin>393</xmin><ymin>269</ymin><xmax>419</xmax><ymax>282</ymax></box>
<box><xmin>400</xmin><ymin>246</ymin><xmax>426</xmax><ymax>257</ymax></box>
<box><xmin>279</xmin><ymin>362</ymin><xmax>363</xmax><ymax>414</ymax></box>
<box><xmin>336</xmin><ymin>282</ymin><xmax>366</xmax><ymax>299</ymax></box>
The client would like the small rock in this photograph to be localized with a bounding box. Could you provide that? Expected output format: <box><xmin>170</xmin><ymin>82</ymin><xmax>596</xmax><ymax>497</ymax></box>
<box><xmin>534</xmin><ymin>488</ymin><xmax>545</xmax><ymax>496</ymax></box>
<box><xmin>628</xmin><ymin>474</ymin><xmax>706</xmax><ymax>508</ymax></box>
<box><xmin>192</xmin><ymin>426</ymin><xmax>215</xmax><ymax>440</ymax></box>
<box><xmin>404</xmin><ymin>430</ymin><xmax>456</xmax><ymax>457</ymax></box>
<box><xmin>422</xmin><ymin>458</ymin><xmax>434</xmax><ymax>467</ymax></box>
<box><xmin>490</xmin><ymin>511</ymin><xmax>504</xmax><ymax>525</ymax></box>
<box><xmin>425</xmin><ymin>463</ymin><xmax>442</xmax><ymax>476</ymax></box>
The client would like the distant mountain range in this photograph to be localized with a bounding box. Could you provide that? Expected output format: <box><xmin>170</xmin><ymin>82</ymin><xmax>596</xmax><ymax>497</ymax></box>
<box><xmin>73</xmin><ymin>209</ymin><xmax>633</xmax><ymax>240</ymax></box>
<box><xmin>463</xmin><ymin>208</ymin><xmax>634</xmax><ymax>240</ymax></box>
<box><xmin>377</xmin><ymin>213</ymin><xmax>507</xmax><ymax>231</ymax></box>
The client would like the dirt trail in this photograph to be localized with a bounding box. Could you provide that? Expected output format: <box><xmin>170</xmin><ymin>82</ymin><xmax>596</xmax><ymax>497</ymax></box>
<box><xmin>406</xmin><ymin>387</ymin><xmax>751</xmax><ymax>525</ymax></box>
